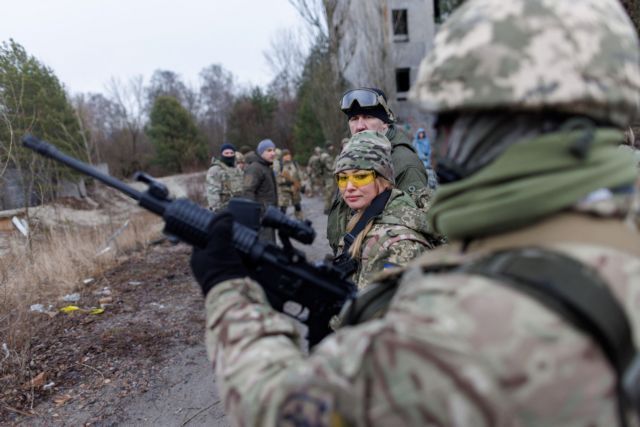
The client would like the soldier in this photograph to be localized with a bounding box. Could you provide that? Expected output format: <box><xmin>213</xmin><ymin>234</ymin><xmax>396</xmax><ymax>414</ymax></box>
<box><xmin>235</xmin><ymin>150</ymin><xmax>246</xmax><ymax>171</ymax></box>
<box><xmin>190</xmin><ymin>0</ymin><xmax>640</xmax><ymax>425</ymax></box>
<box><xmin>272</xmin><ymin>148</ymin><xmax>283</xmax><ymax>177</ymax></box>
<box><xmin>307</xmin><ymin>146</ymin><xmax>323</xmax><ymax>196</ymax></box>
<box><xmin>276</xmin><ymin>149</ymin><xmax>304</xmax><ymax>220</ymax></box>
<box><xmin>327</xmin><ymin>87</ymin><xmax>429</xmax><ymax>253</ymax></box>
<box><xmin>204</xmin><ymin>143</ymin><xmax>243</xmax><ymax>212</ymax></box>
<box><xmin>333</xmin><ymin>131</ymin><xmax>436</xmax><ymax>289</ymax></box>
<box><xmin>320</xmin><ymin>143</ymin><xmax>337</xmax><ymax>213</ymax></box>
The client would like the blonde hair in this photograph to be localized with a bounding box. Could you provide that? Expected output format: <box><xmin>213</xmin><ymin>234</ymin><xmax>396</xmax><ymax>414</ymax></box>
<box><xmin>345</xmin><ymin>176</ymin><xmax>393</xmax><ymax>259</ymax></box>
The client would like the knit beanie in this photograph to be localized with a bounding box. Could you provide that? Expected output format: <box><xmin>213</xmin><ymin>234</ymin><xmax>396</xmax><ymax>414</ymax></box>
<box><xmin>220</xmin><ymin>143</ymin><xmax>236</xmax><ymax>153</ymax></box>
<box><xmin>335</xmin><ymin>130</ymin><xmax>395</xmax><ymax>183</ymax></box>
<box><xmin>257</xmin><ymin>139</ymin><xmax>276</xmax><ymax>155</ymax></box>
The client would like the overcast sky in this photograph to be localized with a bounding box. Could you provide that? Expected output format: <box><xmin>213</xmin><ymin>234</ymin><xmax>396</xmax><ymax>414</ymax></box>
<box><xmin>0</xmin><ymin>0</ymin><xmax>307</xmax><ymax>95</ymax></box>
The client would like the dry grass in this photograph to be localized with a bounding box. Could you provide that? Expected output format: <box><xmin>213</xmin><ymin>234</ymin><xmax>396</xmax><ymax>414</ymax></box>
<box><xmin>0</xmin><ymin>211</ymin><xmax>163</xmax><ymax>376</ymax></box>
<box><xmin>183</xmin><ymin>173</ymin><xmax>207</xmax><ymax>207</ymax></box>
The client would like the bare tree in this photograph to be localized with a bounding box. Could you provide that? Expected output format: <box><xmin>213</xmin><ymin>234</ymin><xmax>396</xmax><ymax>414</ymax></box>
<box><xmin>288</xmin><ymin>0</ymin><xmax>329</xmax><ymax>39</ymax></box>
<box><xmin>264</xmin><ymin>28</ymin><xmax>307</xmax><ymax>101</ymax></box>
<box><xmin>198</xmin><ymin>64</ymin><xmax>235</xmax><ymax>153</ymax></box>
<box><xmin>105</xmin><ymin>75</ymin><xmax>149</xmax><ymax>176</ymax></box>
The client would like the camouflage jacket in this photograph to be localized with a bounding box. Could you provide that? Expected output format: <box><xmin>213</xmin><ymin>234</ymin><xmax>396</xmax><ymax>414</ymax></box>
<box><xmin>205</xmin><ymin>158</ymin><xmax>243</xmax><ymax>211</ymax></box>
<box><xmin>319</xmin><ymin>152</ymin><xmax>335</xmax><ymax>181</ymax></box>
<box><xmin>276</xmin><ymin>160</ymin><xmax>302</xmax><ymax>196</ymax></box>
<box><xmin>327</xmin><ymin>125</ymin><xmax>429</xmax><ymax>253</ymax></box>
<box><xmin>307</xmin><ymin>154</ymin><xmax>322</xmax><ymax>178</ymax></box>
<box><xmin>204</xmin><ymin>211</ymin><xmax>640</xmax><ymax>426</ymax></box>
<box><xmin>336</xmin><ymin>189</ymin><xmax>434</xmax><ymax>289</ymax></box>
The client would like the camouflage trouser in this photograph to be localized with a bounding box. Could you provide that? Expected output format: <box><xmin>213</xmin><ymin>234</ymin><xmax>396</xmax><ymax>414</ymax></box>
<box><xmin>323</xmin><ymin>177</ymin><xmax>337</xmax><ymax>214</ymax></box>
<box><xmin>311</xmin><ymin>177</ymin><xmax>323</xmax><ymax>197</ymax></box>
<box><xmin>279</xmin><ymin>189</ymin><xmax>304</xmax><ymax>219</ymax></box>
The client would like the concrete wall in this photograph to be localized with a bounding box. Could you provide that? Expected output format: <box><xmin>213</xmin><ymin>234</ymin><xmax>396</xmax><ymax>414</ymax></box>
<box><xmin>0</xmin><ymin>168</ymin><xmax>28</xmax><ymax>211</ymax></box>
<box><xmin>335</xmin><ymin>0</ymin><xmax>436</xmax><ymax>134</ymax></box>
<box><xmin>0</xmin><ymin>166</ymin><xmax>101</xmax><ymax>211</ymax></box>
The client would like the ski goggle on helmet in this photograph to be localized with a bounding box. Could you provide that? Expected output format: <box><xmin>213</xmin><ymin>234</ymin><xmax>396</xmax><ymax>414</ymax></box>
<box><xmin>340</xmin><ymin>88</ymin><xmax>396</xmax><ymax>123</ymax></box>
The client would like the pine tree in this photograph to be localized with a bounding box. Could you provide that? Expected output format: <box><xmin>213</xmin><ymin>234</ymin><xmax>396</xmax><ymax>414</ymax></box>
<box><xmin>147</xmin><ymin>96</ymin><xmax>206</xmax><ymax>174</ymax></box>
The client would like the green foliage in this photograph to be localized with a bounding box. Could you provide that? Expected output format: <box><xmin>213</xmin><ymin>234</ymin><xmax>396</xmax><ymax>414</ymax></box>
<box><xmin>292</xmin><ymin>41</ymin><xmax>346</xmax><ymax>164</ymax></box>
<box><xmin>293</xmin><ymin>81</ymin><xmax>325</xmax><ymax>163</ymax></box>
<box><xmin>0</xmin><ymin>39</ymin><xmax>86</xmax><ymax>164</ymax></box>
<box><xmin>226</xmin><ymin>87</ymin><xmax>278</xmax><ymax>149</ymax></box>
<box><xmin>0</xmin><ymin>39</ymin><xmax>86</xmax><ymax>207</ymax></box>
<box><xmin>147</xmin><ymin>96</ymin><xmax>206</xmax><ymax>174</ymax></box>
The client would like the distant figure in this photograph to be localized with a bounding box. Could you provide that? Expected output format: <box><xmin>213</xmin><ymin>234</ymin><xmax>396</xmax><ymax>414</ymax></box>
<box><xmin>205</xmin><ymin>143</ymin><xmax>243</xmax><ymax>212</ymax></box>
<box><xmin>242</xmin><ymin>138</ymin><xmax>278</xmax><ymax>242</ymax></box>
<box><xmin>235</xmin><ymin>151</ymin><xmax>246</xmax><ymax>171</ymax></box>
<box><xmin>307</xmin><ymin>146</ymin><xmax>323</xmax><ymax>197</ymax></box>
<box><xmin>413</xmin><ymin>127</ymin><xmax>437</xmax><ymax>189</ymax></box>
<box><xmin>320</xmin><ymin>143</ymin><xmax>337</xmax><ymax>214</ymax></box>
<box><xmin>276</xmin><ymin>149</ymin><xmax>304</xmax><ymax>220</ymax></box>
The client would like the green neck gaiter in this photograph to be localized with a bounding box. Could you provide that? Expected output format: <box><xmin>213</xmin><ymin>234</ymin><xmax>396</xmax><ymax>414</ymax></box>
<box><xmin>428</xmin><ymin>128</ymin><xmax>636</xmax><ymax>240</ymax></box>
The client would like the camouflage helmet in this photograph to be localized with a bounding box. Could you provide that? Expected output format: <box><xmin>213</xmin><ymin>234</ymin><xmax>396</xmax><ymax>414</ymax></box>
<box><xmin>409</xmin><ymin>0</ymin><xmax>640</xmax><ymax>128</ymax></box>
<box><xmin>314</xmin><ymin>146</ymin><xmax>322</xmax><ymax>155</ymax></box>
<box><xmin>335</xmin><ymin>130</ymin><xmax>394</xmax><ymax>183</ymax></box>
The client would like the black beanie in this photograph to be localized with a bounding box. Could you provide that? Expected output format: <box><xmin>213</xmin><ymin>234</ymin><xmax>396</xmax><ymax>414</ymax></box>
<box><xmin>220</xmin><ymin>143</ymin><xmax>236</xmax><ymax>153</ymax></box>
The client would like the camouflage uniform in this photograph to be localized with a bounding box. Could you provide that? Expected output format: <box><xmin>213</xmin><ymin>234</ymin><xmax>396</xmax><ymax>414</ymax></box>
<box><xmin>276</xmin><ymin>156</ymin><xmax>304</xmax><ymax>220</ymax></box>
<box><xmin>327</xmin><ymin>125</ymin><xmax>430</xmax><ymax>253</ymax></box>
<box><xmin>320</xmin><ymin>146</ymin><xmax>336</xmax><ymax>213</ymax></box>
<box><xmin>332</xmin><ymin>132</ymin><xmax>436</xmax><ymax>289</ymax></box>
<box><xmin>307</xmin><ymin>147</ymin><xmax>323</xmax><ymax>196</ymax></box>
<box><xmin>235</xmin><ymin>151</ymin><xmax>246</xmax><ymax>171</ymax></box>
<box><xmin>205</xmin><ymin>157</ymin><xmax>243</xmax><ymax>212</ymax></box>
<box><xmin>202</xmin><ymin>0</ymin><xmax>640</xmax><ymax>425</ymax></box>
<box><xmin>336</xmin><ymin>188</ymin><xmax>434</xmax><ymax>289</ymax></box>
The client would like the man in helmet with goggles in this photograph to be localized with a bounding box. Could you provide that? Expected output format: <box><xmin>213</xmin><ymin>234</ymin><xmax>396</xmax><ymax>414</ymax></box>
<box><xmin>327</xmin><ymin>87</ymin><xmax>430</xmax><ymax>254</ymax></box>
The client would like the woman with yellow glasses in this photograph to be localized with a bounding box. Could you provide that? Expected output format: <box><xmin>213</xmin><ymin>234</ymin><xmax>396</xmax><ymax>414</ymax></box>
<box><xmin>333</xmin><ymin>130</ymin><xmax>437</xmax><ymax>289</ymax></box>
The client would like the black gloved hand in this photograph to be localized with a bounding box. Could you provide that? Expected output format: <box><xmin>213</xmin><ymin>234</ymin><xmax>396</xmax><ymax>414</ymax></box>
<box><xmin>190</xmin><ymin>213</ymin><xmax>248</xmax><ymax>296</ymax></box>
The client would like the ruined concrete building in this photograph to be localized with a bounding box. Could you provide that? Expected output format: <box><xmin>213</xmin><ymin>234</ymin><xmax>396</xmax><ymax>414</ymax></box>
<box><xmin>334</xmin><ymin>0</ymin><xmax>459</xmax><ymax>129</ymax></box>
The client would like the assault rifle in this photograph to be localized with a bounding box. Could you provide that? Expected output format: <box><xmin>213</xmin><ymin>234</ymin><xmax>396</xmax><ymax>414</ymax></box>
<box><xmin>22</xmin><ymin>135</ymin><xmax>356</xmax><ymax>347</ymax></box>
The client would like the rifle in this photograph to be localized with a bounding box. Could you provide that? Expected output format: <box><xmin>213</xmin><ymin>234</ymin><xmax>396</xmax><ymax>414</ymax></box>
<box><xmin>22</xmin><ymin>135</ymin><xmax>356</xmax><ymax>347</ymax></box>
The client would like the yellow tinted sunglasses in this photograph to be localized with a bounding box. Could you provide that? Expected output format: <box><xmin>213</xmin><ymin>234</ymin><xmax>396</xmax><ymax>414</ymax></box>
<box><xmin>335</xmin><ymin>171</ymin><xmax>377</xmax><ymax>189</ymax></box>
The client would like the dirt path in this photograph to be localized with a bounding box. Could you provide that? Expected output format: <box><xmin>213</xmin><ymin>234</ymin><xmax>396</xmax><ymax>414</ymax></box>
<box><xmin>3</xmin><ymin>196</ymin><xmax>331</xmax><ymax>426</ymax></box>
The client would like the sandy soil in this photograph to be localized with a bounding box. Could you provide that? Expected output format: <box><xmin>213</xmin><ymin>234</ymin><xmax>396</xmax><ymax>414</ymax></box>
<box><xmin>1</xmin><ymin>194</ymin><xmax>330</xmax><ymax>426</ymax></box>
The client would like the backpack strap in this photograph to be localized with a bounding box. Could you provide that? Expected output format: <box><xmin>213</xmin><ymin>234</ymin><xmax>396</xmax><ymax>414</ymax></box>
<box><xmin>460</xmin><ymin>247</ymin><xmax>639</xmax><ymax>427</ymax></box>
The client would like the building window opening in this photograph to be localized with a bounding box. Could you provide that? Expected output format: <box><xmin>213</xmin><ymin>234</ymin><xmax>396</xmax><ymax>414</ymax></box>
<box><xmin>392</xmin><ymin>9</ymin><xmax>409</xmax><ymax>42</ymax></box>
<box><xmin>435</xmin><ymin>0</ymin><xmax>467</xmax><ymax>23</ymax></box>
<box><xmin>396</xmin><ymin>68</ymin><xmax>411</xmax><ymax>99</ymax></box>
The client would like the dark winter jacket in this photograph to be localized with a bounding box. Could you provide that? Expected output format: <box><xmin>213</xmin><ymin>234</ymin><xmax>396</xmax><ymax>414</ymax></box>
<box><xmin>242</xmin><ymin>155</ymin><xmax>278</xmax><ymax>211</ymax></box>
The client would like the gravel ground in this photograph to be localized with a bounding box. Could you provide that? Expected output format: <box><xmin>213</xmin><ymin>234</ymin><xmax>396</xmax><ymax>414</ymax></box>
<box><xmin>2</xmin><ymin>195</ymin><xmax>331</xmax><ymax>427</ymax></box>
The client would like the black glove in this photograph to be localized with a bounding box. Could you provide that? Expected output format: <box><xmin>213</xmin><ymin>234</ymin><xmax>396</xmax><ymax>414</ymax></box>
<box><xmin>190</xmin><ymin>213</ymin><xmax>248</xmax><ymax>296</ymax></box>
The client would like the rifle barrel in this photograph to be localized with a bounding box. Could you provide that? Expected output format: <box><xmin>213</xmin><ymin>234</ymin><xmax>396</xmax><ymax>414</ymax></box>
<box><xmin>22</xmin><ymin>135</ymin><xmax>143</xmax><ymax>201</ymax></box>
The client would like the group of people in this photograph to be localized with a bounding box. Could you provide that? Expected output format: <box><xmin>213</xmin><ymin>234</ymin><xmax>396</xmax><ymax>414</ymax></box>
<box><xmin>192</xmin><ymin>0</ymin><xmax>640</xmax><ymax>425</ymax></box>
<box><xmin>205</xmin><ymin>138</ymin><xmax>306</xmax><ymax>241</ymax></box>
